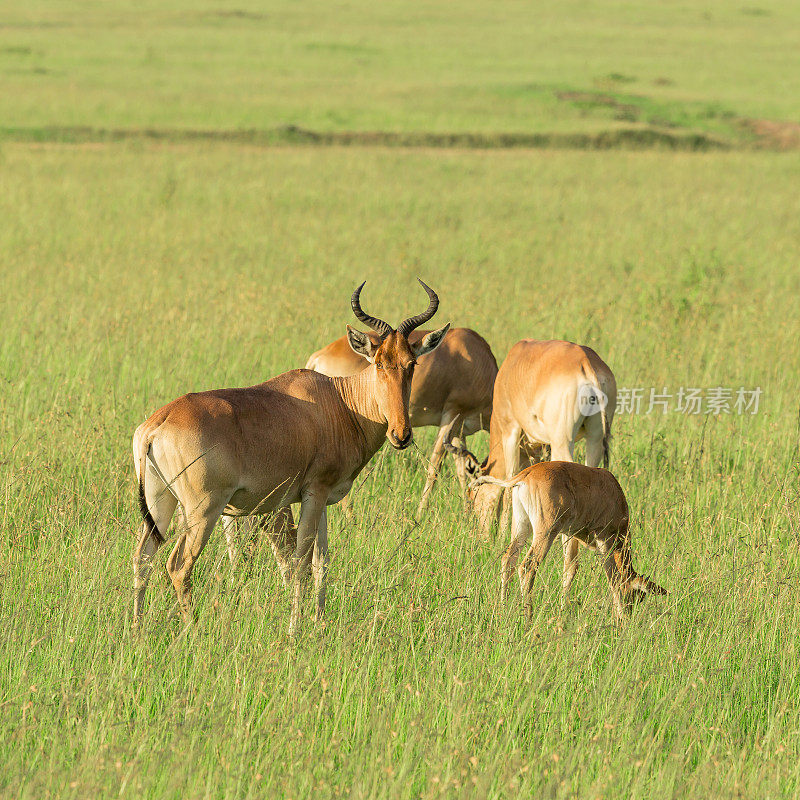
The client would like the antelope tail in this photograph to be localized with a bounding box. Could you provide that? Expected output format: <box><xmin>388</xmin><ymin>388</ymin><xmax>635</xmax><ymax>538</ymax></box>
<box><xmin>137</xmin><ymin>438</ymin><xmax>164</xmax><ymax>545</ymax></box>
<box><xmin>471</xmin><ymin>475</ymin><xmax>519</xmax><ymax>490</ymax></box>
<box><xmin>583</xmin><ymin>361</ymin><xmax>610</xmax><ymax>469</ymax></box>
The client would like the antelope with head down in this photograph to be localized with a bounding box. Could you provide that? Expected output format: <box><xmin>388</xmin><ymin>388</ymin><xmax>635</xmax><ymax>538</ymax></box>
<box><xmin>466</xmin><ymin>339</ymin><xmax>617</xmax><ymax>536</ymax></box>
<box><xmin>132</xmin><ymin>279</ymin><xmax>449</xmax><ymax>635</ymax></box>
<box><xmin>447</xmin><ymin>449</ymin><xmax>667</xmax><ymax>620</ymax></box>
<box><xmin>305</xmin><ymin>327</ymin><xmax>497</xmax><ymax>515</ymax></box>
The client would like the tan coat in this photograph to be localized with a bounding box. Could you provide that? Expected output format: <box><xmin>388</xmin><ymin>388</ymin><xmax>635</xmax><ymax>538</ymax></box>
<box><xmin>132</xmin><ymin>281</ymin><xmax>449</xmax><ymax>635</ymax></box>
<box><xmin>474</xmin><ymin>339</ymin><xmax>617</xmax><ymax>534</ymax></box>
<box><xmin>453</xmin><ymin>455</ymin><xmax>666</xmax><ymax>620</ymax></box>
<box><xmin>306</xmin><ymin>327</ymin><xmax>497</xmax><ymax>513</ymax></box>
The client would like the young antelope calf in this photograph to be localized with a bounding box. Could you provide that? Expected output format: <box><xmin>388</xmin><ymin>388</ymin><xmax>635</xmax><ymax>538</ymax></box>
<box><xmin>448</xmin><ymin>445</ymin><xmax>666</xmax><ymax>620</ymax></box>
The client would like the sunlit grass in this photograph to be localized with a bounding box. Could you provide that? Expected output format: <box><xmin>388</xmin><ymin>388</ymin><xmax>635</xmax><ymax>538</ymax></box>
<box><xmin>0</xmin><ymin>0</ymin><xmax>798</xmax><ymax>138</ymax></box>
<box><xmin>0</xmin><ymin>143</ymin><xmax>799</xmax><ymax>798</ymax></box>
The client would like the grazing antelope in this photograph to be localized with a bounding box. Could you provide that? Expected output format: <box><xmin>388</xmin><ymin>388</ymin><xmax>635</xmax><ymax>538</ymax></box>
<box><xmin>306</xmin><ymin>327</ymin><xmax>497</xmax><ymax>515</ymax></box>
<box><xmin>448</xmin><ymin>446</ymin><xmax>666</xmax><ymax>620</ymax></box>
<box><xmin>132</xmin><ymin>279</ymin><xmax>449</xmax><ymax>635</ymax></box>
<box><xmin>472</xmin><ymin>340</ymin><xmax>616</xmax><ymax>536</ymax></box>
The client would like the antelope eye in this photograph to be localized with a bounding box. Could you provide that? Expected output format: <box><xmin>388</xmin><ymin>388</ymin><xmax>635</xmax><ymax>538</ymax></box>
<box><xmin>375</xmin><ymin>362</ymin><xmax>384</xmax><ymax>370</ymax></box>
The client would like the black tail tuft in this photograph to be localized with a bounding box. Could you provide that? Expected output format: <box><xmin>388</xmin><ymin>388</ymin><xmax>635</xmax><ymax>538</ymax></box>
<box><xmin>138</xmin><ymin>480</ymin><xmax>164</xmax><ymax>545</ymax></box>
<box><xmin>603</xmin><ymin>436</ymin><xmax>610</xmax><ymax>470</ymax></box>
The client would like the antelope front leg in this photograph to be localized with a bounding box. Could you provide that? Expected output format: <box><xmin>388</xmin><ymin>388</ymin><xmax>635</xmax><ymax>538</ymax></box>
<box><xmin>450</xmin><ymin>435</ymin><xmax>469</xmax><ymax>498</ymax></box>
<box><xmin>289</xmin><ymin>490</ymin><xmax>326</xmax><ymax>637</ymax></box>
<box><xmin>313</xmin><ymin>509</ymin><xmax>329</xmax><ymax>622</ymax></box>
<box><xmin>597</xmin><ymin>540</ymin><xmax>628</xmax><ymax>621</ymax></box>
<box><xmin>550</xmin><ymin>439</ymin><xmax>575</xmax><ymax>463</ymax></box>
<box><xmin>417</xmin><ymin>416</ymin><xmax>459</xmax><ymax>516</ymax></box>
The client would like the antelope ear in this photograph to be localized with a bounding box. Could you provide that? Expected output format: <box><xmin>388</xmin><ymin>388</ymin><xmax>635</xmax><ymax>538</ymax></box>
<box><xmin>412</xmin><ymin>323</ymin><xmax>450</xmax><ymax>358</ymax></box>
<box><xmin>346</xmin><ymin>325</ymin><xmax>379</xmax><ymax>362</ymax></box>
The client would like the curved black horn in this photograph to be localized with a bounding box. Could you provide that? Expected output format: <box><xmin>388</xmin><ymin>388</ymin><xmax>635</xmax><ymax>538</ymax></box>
<box><xmin>397</xmin><ymin>278</ymin><xmax>439</xmax><ymax>337</ymax></box>
<box><xmin>351</xmin><ymin>281</ymin><xmax>393</xmax><ymax>337</ymax></box>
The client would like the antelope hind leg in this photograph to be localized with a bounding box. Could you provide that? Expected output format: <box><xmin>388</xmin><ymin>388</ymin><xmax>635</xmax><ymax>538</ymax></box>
<box><xmin>561</xmin><ymin>534</ymin><xmax>580</xmax><ymax>608</ymax></box>
<box><xmin>133</xmin><ymin>469</ymin><xmax>178</xmax><ymax>625</ymax></box>
<box><xmin>264</xmin><ymin>507</ymin><xmax>297</xmax><ymax>589</ymax></box>
<box><xmin>518</xmin><ymin>526</ymin><xmax>557</xmax><ymax>624</ymax></box>
<box><xmin>166</xmin><ymin>498</ymin><xmax>227</xmax><ymax>625</ymax></box>
<box><xmin>501</xmin><ymin>501</ymin><xmax>532</xmax><ymax>604</ymax></box>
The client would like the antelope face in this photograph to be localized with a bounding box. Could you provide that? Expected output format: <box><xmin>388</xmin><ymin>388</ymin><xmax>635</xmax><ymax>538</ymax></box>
<box><xmin>621</xmin><ymin>575</ymin><xmax>669</xmax><ymax>608</ymax></box>
<box><xmin>612</xmin><ymin>550</ymin><xmax>668</xmax><ymax>613</ymax></box>
<box><xmin>348</xmin><ymin>326</ymin><xmax>450</xmax><ymax>449</ymax></box>
<box><xmin>374</xmin><ymin>331</ymin><xmax>416</xmax><ymax>449</ymax></box>
<box><xmin>347</xmin><ymin>277</ymin><xmax>449</xmax><ymax>450</ymax></box>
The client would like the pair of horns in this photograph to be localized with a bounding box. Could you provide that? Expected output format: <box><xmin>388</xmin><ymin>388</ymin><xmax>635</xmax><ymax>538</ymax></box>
<box><xmin>351</xmin><ymin>278</ymin><xmax>439</xmax><ymax>338</ymax></box>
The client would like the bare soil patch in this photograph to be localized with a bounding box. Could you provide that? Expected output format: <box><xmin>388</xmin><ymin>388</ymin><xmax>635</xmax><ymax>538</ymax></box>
<box><xmin>742</xmin><ymin>118</ymin><xmax>800</xmax><ymax>150</ymax></box>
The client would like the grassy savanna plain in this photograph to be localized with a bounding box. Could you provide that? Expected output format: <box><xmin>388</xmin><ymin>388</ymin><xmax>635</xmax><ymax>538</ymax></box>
<box><xmin>2</xmin><ymin>0</ymin><xmax>800</xmax><ymax>797</ymax></box>
<box><xmin>1</xmin><ymin>0</ymin><xmax>800</xmax><ymax>144</ymax></box>
<box><xmin>1</xmin><ymin>143</ymin><xmax>799</xmax><ymax>798</ymax></box>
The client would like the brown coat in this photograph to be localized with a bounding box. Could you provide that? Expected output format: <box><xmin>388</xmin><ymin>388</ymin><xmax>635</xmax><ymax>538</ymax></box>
<box><xmin>306</xmin><ymin>327</ymin><xmax>498</xmax><ymax>513</ymax></box>
<box><xmin>132</xmin><ymin>280</ymin><xmax>450</xmax><ymax>635</ymax></box>
<box><xmin>475</xmin><ymin>339</ymin><xmax>616</xmax><ymax>534</ymax></box>
<box><xmin>480</xmin><ymin>461</ymin><xmax>666</xmax><ymax>621</ymax></box>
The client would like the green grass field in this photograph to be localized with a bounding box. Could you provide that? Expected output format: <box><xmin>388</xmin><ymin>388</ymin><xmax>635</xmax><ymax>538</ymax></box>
<box><xmin>1</xmin><ymin>0</ymin><xmax>799</xmax><ymax>146</ymax></box>
<box><xmin>2</xmin><ymin>144</ymin><xmax>799</xmax><ymax>798</ymax></box>
<box><xmin>1</xmin><ymin>1</ymin><xmax>800</xmax><ymax>798</ymax></box>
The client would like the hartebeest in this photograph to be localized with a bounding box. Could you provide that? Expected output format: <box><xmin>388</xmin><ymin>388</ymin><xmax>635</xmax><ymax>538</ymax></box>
<box><xmin>305</xmin><ymin>327</ymin><xmax>497</xmax><ymax>514</ymax></box>
<box><xmin>132</xmin><ymin>280</ymin><xmax>449</xmax><ymax>634</ymax></box>
<box><xmin>447</xmin><ymin>448</ymin><xmax>666</xmax><ymax>619</ymax></box>
<box><xmin>468</xmin><ymin>339</ymin><xmax>617</xmax><ymax>536</ymax></box>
